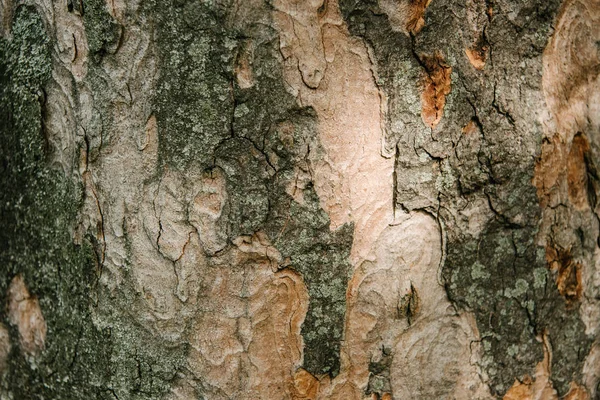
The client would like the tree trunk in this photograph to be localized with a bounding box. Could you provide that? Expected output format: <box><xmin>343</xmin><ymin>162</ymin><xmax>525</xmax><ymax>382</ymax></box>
<box><xmin>1</xmin><ymin>0</ymin><xmax>599</xmax><ymax>398</ymax></box>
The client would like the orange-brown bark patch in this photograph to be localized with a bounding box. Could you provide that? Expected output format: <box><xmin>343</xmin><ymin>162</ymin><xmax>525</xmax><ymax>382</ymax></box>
<box><xmin>378</xmin><ymin>0</ymin><xmax>433</xmax><ymax>35</ymax></box>
<box><xmin>563</xmin><ymin>382</ymin><xmax>590</xmax><ymax>400</ymax></box>
<box><xmin>503</xmin><ymin>376</ymin><xmax>535</xmax><ymax>400</ymax></box>
<box><xmin>534</xmin><ymin>134</ymin><xmax>566</xmax><ymax>206</ymax></box>
<box><xmin>368</xmin><ymin>394</ymin><xmax>393</xmax><ymax>400</ymax></box>
<box><xmin>406</xmin><ymin>0</ymin><xmax>433</xmax><ymax>34</ymax></box>
<box><xmin>294</xmin><ymin>368</ymin><xmax>320</xmax><ymax>399</ymax></box>
<box><xmin>503</xmin><ymin>366</ymin><xmax>589</xmax><ymax>399</ymax></box>
<box><xmin>462</xmin><ymin>118</ymin><xmax>479</xmax><ymax>135</ymax></box>
<box><xmin>546</xmin><ymin>246</ymin><xmax>583</xmax><ymax>306</ymax></box>
<box><xmin>465</xmin><ymin>41</ymin><xmax>488</xmax><ymax>70</ymax></box>
<box><xmin>533</xmin><ymin>132</ymin><xmax>593</xmax><ymax>211</ymax></box>
<box><xmin>420</xmin><ymin>53</ymin><xmax>452</xmax><ymax>129</ymax></box>
<box><xmin>234</xmin><ymin>39</ymin><xmax>254</xmax><ymax>89</ymax></box>
<box><xmin>567</xmin><ymin>133</ymin><xmax>591</xmax><ymax>210</ymax></box>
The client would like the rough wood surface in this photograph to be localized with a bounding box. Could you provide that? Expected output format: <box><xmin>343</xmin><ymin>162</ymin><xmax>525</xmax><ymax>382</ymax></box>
<box><xmin>0</xmin><ymin>0</ymin><xmax>598</xmax><ymax>398</ymax></box>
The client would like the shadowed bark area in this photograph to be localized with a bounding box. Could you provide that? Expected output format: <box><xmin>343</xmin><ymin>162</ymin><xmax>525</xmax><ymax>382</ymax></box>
<box><xmin>0</xmin><ymin>0</ymin><xmax>598</xmax><ymax>399</ymax></box>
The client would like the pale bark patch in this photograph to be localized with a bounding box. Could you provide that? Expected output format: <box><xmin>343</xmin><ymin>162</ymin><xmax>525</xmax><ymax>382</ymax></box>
<box><xmin>332</xmin><ymin>213</ymin><xmax>491</xmax><ymax>400</ymax></box>
<box><xmin>273</xmin><ymin>1</ymin><xmax>488</xmax><ymax>398</ymax></box>
<box><xmin>274</xmin><ymin>0</ymin><xmax>394</xmax><ymax>264</ymax></box>
<box><xmin>175</xmin><ymin>232</ymin><xmax>309</xmax><ymax>399</ymax></box>
<box><xmin>7</xmin><ymin>275</ymin><xmax>47</xmax><ymax>356</ymax></box>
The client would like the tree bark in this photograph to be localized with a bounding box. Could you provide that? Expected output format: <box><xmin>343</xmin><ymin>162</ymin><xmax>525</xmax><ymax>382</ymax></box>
<box><xmin>0</xmin><ymin>0</ymin><xmax>599</xmax><ymax>398</ymax></box>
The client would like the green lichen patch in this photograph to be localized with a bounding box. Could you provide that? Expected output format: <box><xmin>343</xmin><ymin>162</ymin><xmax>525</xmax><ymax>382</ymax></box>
<box><xmin>80</xmin><ymin>0</ymin><xmax>121</xmax><ymax>159</ymax></box>
<box><xmin>147</xmin><ymin>0</ymin><xmax>234</xmax><ymax>170</ymax></box>
<box><xmin>90</xmin><ymin>290</ymin><xmax>189</xmax><ymax>400</ymax></box>
<box><xmin>82</xmin><ymin>0</ymin><xmax>122</xmax><ymax>60</ymax></box>
<box><xmin>366</xmin><ymin>346</ymin><xmax>392</xmax><ymax>396</ymax></box>
<box><xmin>443</xmin><ymin>207</ymin><xmax>591</xmax><ymax>396</ymax></box>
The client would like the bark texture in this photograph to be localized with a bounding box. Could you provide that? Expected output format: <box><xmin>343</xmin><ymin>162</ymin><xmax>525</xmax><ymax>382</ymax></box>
<box><xmin>0</xmin><ymin>0</ymin><xmax>599</xmax><ymax>399</ymax></box>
